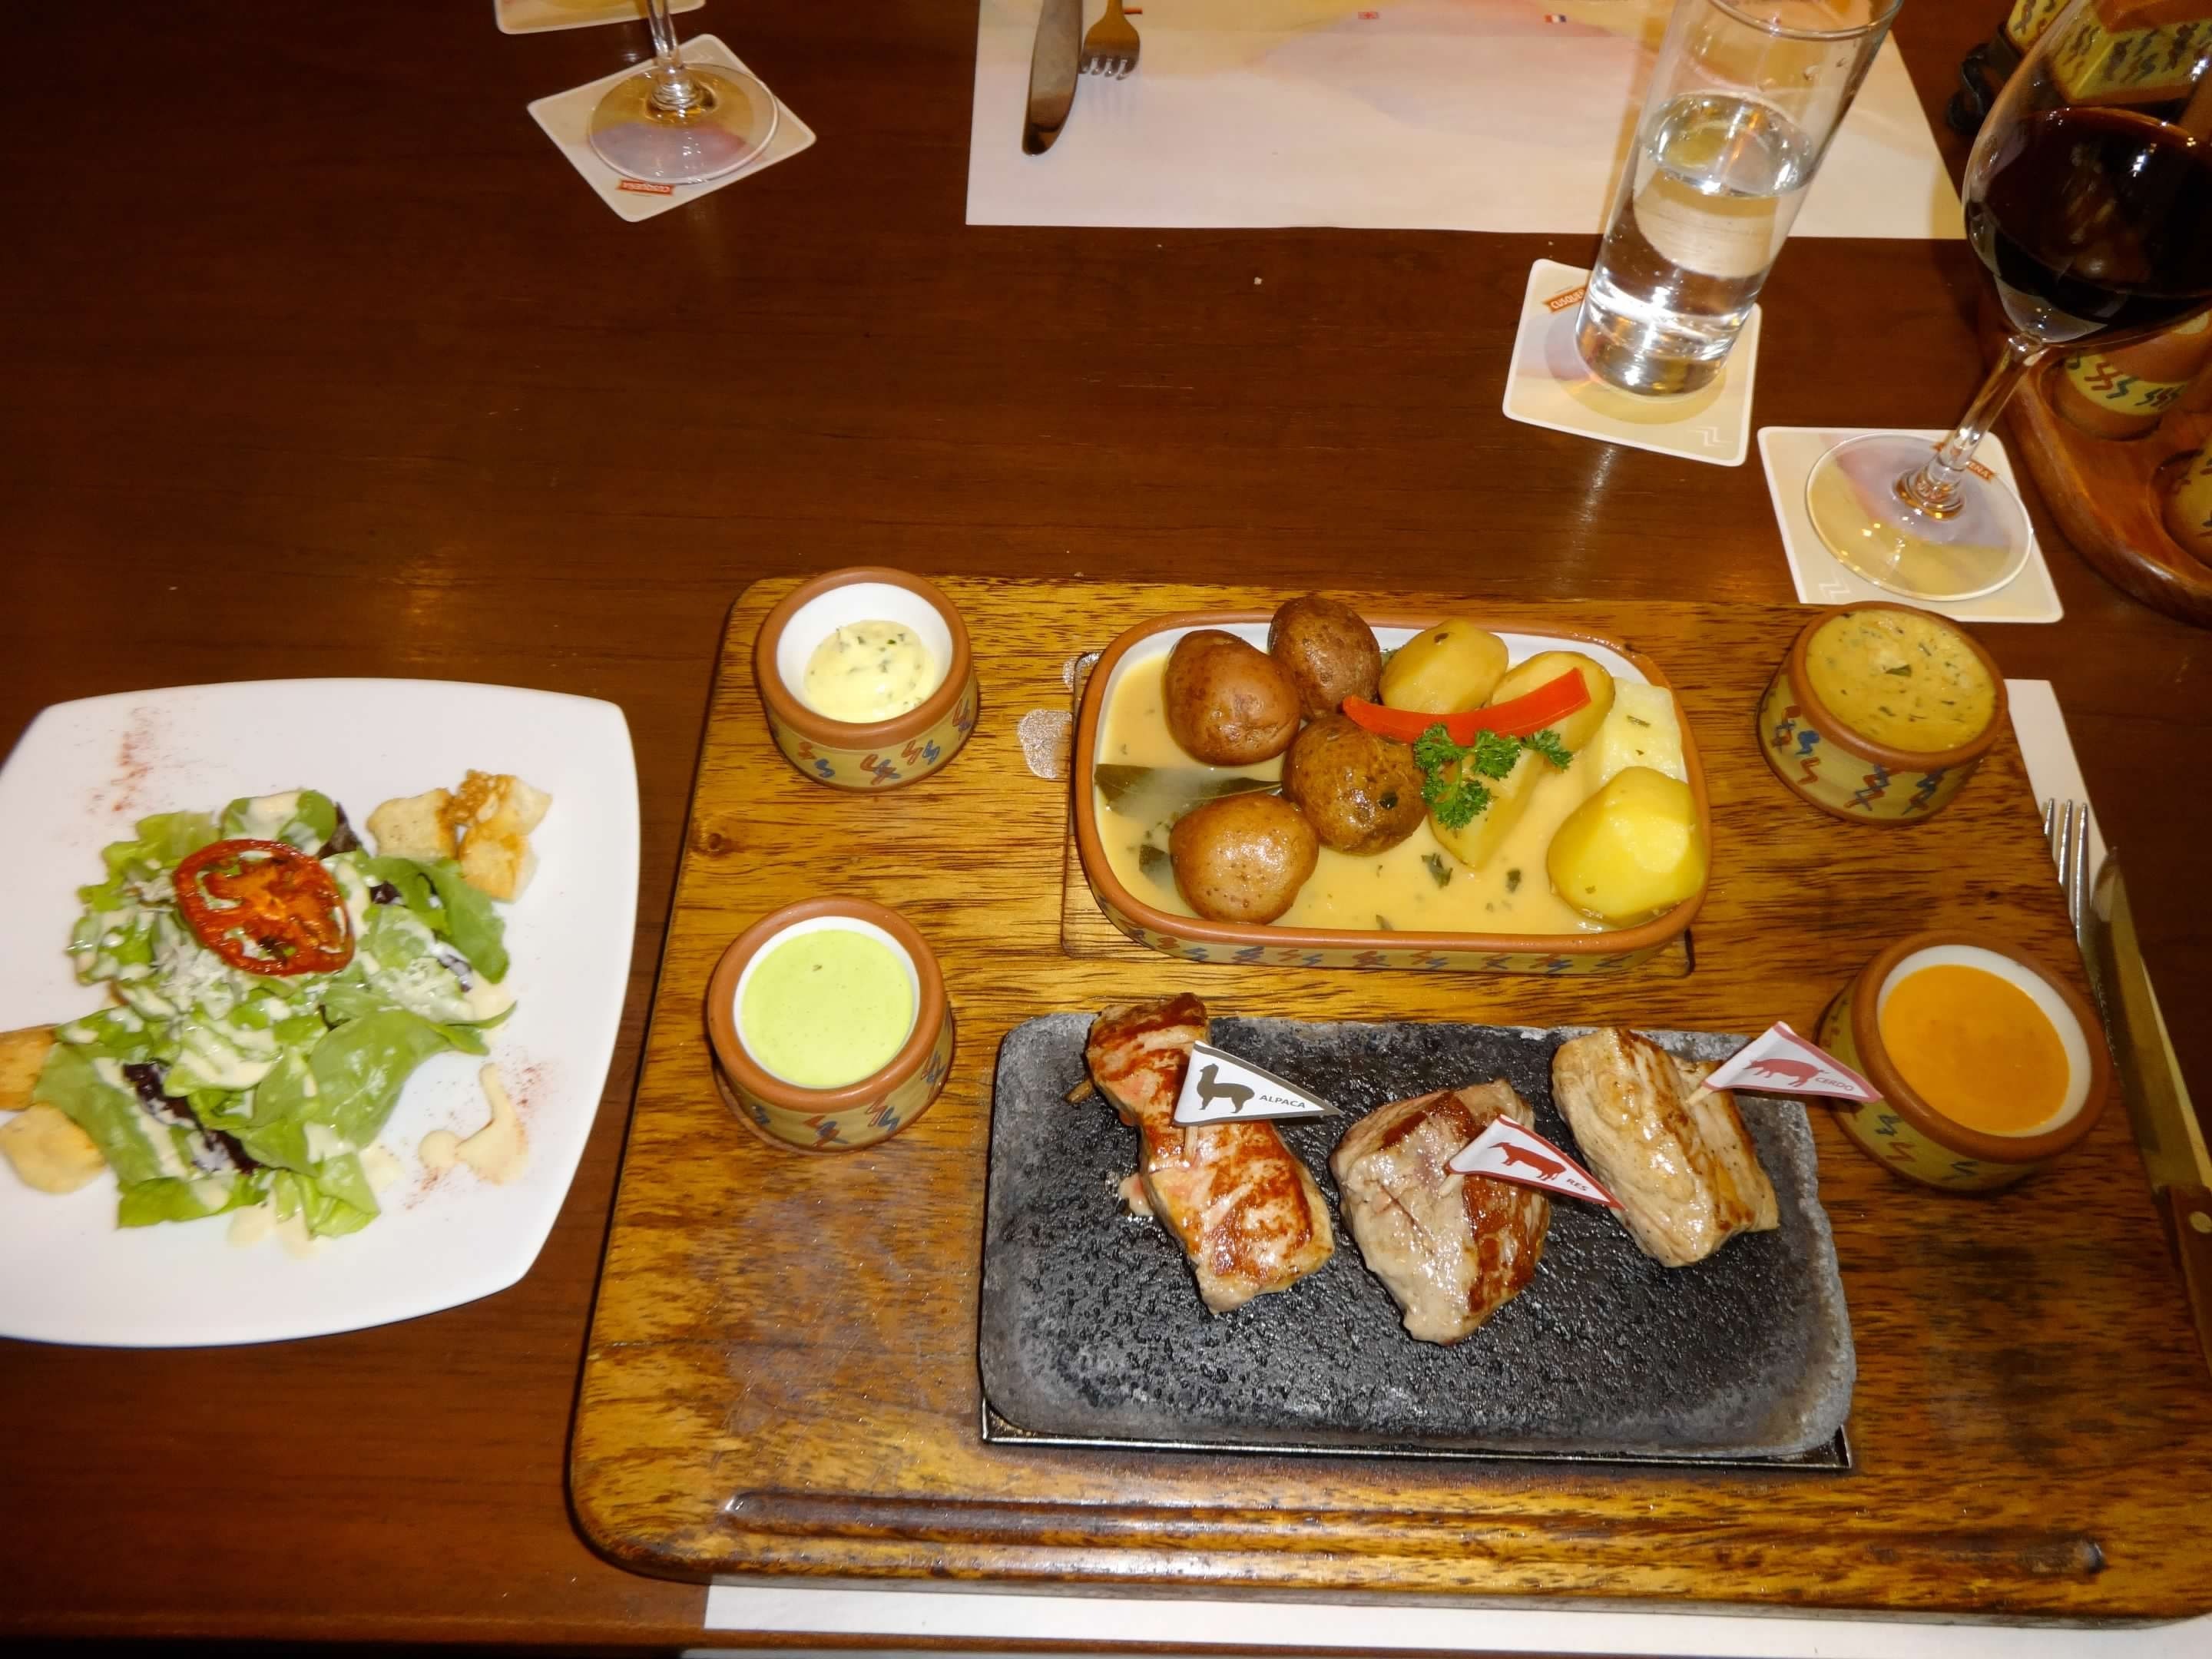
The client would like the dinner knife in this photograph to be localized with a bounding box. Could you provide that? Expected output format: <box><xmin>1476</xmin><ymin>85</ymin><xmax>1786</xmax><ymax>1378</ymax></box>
<box><xmin>2083</xmin><ymin>854</ymin><xmax>2212</xmax><ymax>1378</ymax></box>
<box><xmin>1022</xmin><ymin>0</ymin><xmax>1081</xmax><ymax>154</ymax></box>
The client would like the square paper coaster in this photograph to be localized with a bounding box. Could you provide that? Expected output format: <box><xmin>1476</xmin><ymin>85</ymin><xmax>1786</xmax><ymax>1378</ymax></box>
<box><xmin>1502</xmin><ymin>259</ymin><xmax>1758</xmax><ymax>468</ymax></box>
<box><xmin>496</xmin><ymin>0</ymin><xmax>700</xmax><ymax>35</ymax></box>
<box><xmin>1757</xmin><ymin>426</ymin><xmax>2063</xmax><ymax>624</ymax></box>
<box><xmin>528</xmin><ymin>36</ymin><xmax>814</xmax><ymax>222</ymax></box>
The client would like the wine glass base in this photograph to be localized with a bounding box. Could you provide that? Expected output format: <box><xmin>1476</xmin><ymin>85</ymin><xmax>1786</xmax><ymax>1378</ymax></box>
<box><xmin>587</xmin><ymin>65</ymin><xmax>778</xmax><ymax>186</ymax></box>
<box><xmin>1804</xmin><ymin>433</ymin><xmax>2035</xmax><ymax>603</ymax></box>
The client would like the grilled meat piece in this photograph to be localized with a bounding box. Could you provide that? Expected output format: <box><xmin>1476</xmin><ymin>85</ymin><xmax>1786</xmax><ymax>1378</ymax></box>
<box><xmin>1551</xmin><ymin>1028</ymin><xmax>1779</xmax><ymax>1268</ymax></box>
<box><xmin>1330</xmin><ymin>1081</ymin><xmax>1550</xmax><ymax>1343</ymax></box>
<box><xmin>1084</xmin><ymin>995</ymin><xmax>1334</xmax><ymax>1313</ymax></box>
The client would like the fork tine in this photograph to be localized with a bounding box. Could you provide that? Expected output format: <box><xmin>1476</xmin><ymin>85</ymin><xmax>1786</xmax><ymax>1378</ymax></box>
<box><xmin>2067</xmin><ymin>802</ymin><xmax>2093</xmax><ymax>942</ymax></box>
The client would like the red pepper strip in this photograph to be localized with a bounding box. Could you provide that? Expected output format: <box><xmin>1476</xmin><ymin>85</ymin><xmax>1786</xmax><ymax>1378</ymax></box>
<box><xmin>1341</xmin><ymin>667</ymin><xmax>1591</xmax><ymax>746</ymax></box>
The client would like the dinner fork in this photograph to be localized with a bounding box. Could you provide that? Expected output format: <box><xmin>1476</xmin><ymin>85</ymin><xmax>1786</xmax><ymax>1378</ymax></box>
<box><xmin>1081</xmin><ymin>0</ymin><xmax>1141</xmax><ymax>78</ymax></box>
<box><xmin>2041</xmin><ymin>797</ymin><xmax>2092</xmax><ymax>945</ymax></box>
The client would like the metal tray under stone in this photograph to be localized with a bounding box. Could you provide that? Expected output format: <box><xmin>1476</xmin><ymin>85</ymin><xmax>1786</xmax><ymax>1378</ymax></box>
<box><xmin>979</xmin><ymin>1015</ymin><xmax>1856</xmax><ymax>1469</ymax></box>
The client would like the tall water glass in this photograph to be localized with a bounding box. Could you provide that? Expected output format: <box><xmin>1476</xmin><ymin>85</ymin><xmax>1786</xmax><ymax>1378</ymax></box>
<box><xmin>1576</xmin><ymin>0</ymin><xmax>1900</xmax><ymax>396</ymax></box>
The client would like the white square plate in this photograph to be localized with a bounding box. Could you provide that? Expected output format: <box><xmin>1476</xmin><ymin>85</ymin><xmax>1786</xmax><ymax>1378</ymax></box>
<box><xmin>0</xmin><ymin>679</ymin><xmax>639</xmax><ymax>1346</ymax></box>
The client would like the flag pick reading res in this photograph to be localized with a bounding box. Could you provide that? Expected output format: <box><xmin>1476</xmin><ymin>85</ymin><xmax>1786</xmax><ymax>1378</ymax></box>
<box><xmin>1697</xmin><ymin>1021</ymin><xmax>1880</xmax><ymax>1103</ymax></box>
<box><xmin>1446</xmin><ymin>1116</ymin><xmax>1618</xmax><ymax>1207</ymax></box>
<box><xmin>1172</xmin><ymin>1042</ymin><xmax>1343</xmax><ymax>1125</ymax></box>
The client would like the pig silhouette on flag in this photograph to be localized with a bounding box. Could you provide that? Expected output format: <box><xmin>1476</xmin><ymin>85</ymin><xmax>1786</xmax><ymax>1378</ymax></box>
<box><xmin>1700</xmin><ymin>1021</ymin><xmax>1879</xmax><ymax>1103</ymax></box>
<box><xmin>1447</xmin><ymin>1114</ymin><xmax>1618</xmax><ymax>1207</ymax></box>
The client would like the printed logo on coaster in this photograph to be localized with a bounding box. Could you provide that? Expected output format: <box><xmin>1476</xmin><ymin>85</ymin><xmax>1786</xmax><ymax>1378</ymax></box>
<box><xmin>1501</xmin><ymin>258</ymin><xmax>1758</xmax><ymax>468</ymax></box>
<box><xmin>1172</xmin><ymin>1043</ymin><xmax>1339</xmax><ymax>1125</ymax></box>
<box><xmin>1700</xmin><ymin>1021</ymin><xmax>1879</xmax><ymax>1104</ymax></box>
<box><xmin>1447</xmin><ymin>1117</ymin><xmax>1618</xmax><ymax>1206</ymax></box>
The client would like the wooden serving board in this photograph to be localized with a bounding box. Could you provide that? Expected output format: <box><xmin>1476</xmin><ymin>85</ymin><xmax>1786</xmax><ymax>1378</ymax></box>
<box><xmin>2005</xmin><ymin>357</ymin><xmax>2212</xmax><ymax>628</ymax></box>
<box><xmin>571</xmin><ymin>579</ymin><xmax>2212</xmax><ymax>1619</ymax></box>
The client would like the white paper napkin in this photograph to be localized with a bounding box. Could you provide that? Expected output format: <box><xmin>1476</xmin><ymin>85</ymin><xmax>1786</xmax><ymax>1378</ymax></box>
<box><xmin>967</xmin><ymin>0</ymin><xmax>1963</xmax><ymax>237</ymax></box>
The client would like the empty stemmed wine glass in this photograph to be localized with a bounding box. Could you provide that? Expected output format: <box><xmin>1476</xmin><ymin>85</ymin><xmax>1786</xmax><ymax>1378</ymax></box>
<box><xmin>1805</xmin><ymin>0</ymin><xmax>2212</xmax><ymax>601</ymax></box>
<box><xmin>587</xmin><ymin>0</ymin><xmax>778</xmax><ymax>186</ymax></box>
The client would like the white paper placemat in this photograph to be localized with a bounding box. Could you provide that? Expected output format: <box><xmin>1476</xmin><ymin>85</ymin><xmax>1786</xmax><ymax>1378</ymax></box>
<box><xmin>967</xmin><ymin>0</ymin><xmax>1963</xmax><ymax>236</ymax></box>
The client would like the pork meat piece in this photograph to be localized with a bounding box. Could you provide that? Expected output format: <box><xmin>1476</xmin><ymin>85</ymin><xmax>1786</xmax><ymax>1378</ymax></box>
<box><xmin>1084</xmin><ymin>995</ymin><xmax>1334</xmax><ymax>1313</ymax></box>
<box><xmin>1329</xmin><ymin>1081</ymin><xmax>1550</xmax><ymax>1344</ymax></box>
<box><xmin>1550</xmin><ymin>1028</ymin><xmax>1780</xmax><ymax>1268</ymax></box>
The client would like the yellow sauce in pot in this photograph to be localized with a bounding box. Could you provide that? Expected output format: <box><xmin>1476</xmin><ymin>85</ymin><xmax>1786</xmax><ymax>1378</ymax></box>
<box><xmin>1879</xmin><ymin>963</ymin><xmax>2068</xmax><ymax>1135</ymax></box>
<box><xmin>802</xmin><ymin>622</ymin><xmax>941</xmax><ymax>723</ymax></box>
<box><xmin>1804</xmin><ymin>610</ymin><xmax>1995</xmax><ymax>754</ymax></box>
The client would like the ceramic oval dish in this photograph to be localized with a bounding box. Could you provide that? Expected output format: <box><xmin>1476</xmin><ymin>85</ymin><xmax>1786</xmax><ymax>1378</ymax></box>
<box><xmin>1757</xmin><ymin>602</ymin><xmax>2005</xmax><ymax>824</ymax></box>
<box><xmin>1071</xmin><ymin>611</ymin><xmax>1711</xmax><ymax>975</ymax></box>
<box><xmin>705</xmin><ymin>898</ymin><xmax>954</xmax><ymax>1154</ymax></box>
<box><xmin>1816</xmin><ymin>931</ymin><xmax>2111</xmax><ymax>1191</ymax></box>
<box><xmin>753</xmin><ymin>568</ymin><xmax>979</xmax><ymax>790</ymax></box>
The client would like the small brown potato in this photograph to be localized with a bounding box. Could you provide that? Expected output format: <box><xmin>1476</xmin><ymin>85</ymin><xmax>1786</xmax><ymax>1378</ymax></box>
<box><xmin>1488</xmin><ymin>651</ymin><xmax>1618</xmax><ymax>750</ymax></box>
<box><xmin>1379</xmin><ymin>620</ymin><xmax>1510</xmax><ymax>715</ymax></box>
<box><xmin>1546</xmin><ymin>767</ymin><xmax>1708</xmax><ymax>924</ymax></box>
<box><xmin>0</xmin><ymin>1026</ymin><xmax>56</xmax><ymax>1111</ymax></box>
<box><xmin>1163</xmin><ymin>630</ymin><xmax>1303</xmax><ymax>766</ymax></box>
<box><xmin>1280</xmin><ymin>715</ymin><xmax>1426</xmax><ymax>856</ymax></box>
<box><xmin>1169</xmin><ymin>793</ymin><xmax>1320</xmax><ymax>924</ymax></box>
<box><xmin>1268</xmin><ymin>594</ymin><xmax>1382</xmax><ymax>719</ymax></box>
<box><xmin>0</xmin><ymin>1103</ymin><xmax>105</xmax><ymax>1194</ymax></box>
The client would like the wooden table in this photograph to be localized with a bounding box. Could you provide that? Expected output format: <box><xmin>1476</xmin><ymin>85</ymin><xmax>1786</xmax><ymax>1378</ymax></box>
<box><xmin>1</xmin><ymin>2</ymin><xmax>2206</xmax><ymax>1651</ymax></box>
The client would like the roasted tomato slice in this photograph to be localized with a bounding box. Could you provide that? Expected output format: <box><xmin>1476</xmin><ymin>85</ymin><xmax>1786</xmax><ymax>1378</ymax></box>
<box><xmin>173</xmin><ymin>838</ymin><xmax>355</xmax><ymax>976</ymax></box>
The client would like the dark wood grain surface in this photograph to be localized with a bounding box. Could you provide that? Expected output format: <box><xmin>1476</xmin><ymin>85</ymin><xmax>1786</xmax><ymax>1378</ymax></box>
<box><xmin>2</xmin><ymin>0</ymin><xmax>2208</xmax><ymax>1650</ymax></box>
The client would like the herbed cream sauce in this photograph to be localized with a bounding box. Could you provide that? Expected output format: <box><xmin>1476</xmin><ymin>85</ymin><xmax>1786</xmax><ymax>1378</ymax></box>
<box><xmin>801</xmin><ymin>621</ymin><xmax>942</xmax><ymax>723</ymax></box>
<box><xmin>1804</xmin><ymin>610</ymin><xmax>1995</xmax><ymax>754</ymax></box>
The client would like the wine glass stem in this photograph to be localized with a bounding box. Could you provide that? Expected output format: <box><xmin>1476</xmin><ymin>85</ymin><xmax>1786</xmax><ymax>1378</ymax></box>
<box><xmin>1898</xmin><ymin>332</ymin><xmax>2047</xmax><ymax>518</ymax></box>
<box><xmin>642</xmin><ymin>0</ymin><xmax>704</xmax><ymax>116</ymax></box>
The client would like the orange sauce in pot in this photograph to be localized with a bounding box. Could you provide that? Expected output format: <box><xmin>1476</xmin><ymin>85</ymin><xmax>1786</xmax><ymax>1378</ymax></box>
<box><xmin>1879</xmin><ymin>964</ymin><xmax>2068</xmax><ymax>1135</ymax></box>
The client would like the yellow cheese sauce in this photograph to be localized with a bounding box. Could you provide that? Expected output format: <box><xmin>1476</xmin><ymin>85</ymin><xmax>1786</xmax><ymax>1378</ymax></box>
<box><xmin>740</xmin><ymin>929</ymin><xmax>915</xmax><ymax>1088</ymax></box>
<box><xmin>1092</xmin><ymin>654</ymin><xmax>1683</xmax><ymax>935</ymax></box>
<box><xmin>1804</xmin><ymin>609</ymin><xmax>1995</xmax><ymax>754</ymax></box>
<box><xmin>1879</xmin><ymin>963</ymin><xmax>2069</xmax><ymax>1135</ymax></box>
<box><xmin>801</xmin><ymin>621</ymin><xmax>941</xmax><ymax>723</ymax></box>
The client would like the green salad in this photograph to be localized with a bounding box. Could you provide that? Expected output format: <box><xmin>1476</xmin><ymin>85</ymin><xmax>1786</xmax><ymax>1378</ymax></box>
<box><xmin>32</xmin><ymin>788</ymin><xmax>516</xmax><ymax>1237</ymax></box>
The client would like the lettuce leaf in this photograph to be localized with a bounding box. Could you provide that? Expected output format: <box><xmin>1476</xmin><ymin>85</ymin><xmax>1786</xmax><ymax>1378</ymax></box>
<box><xmin>361</xmin><ymin>855</ymin><xmax>509</xmax><ymax>983</ymax></box>
<box><xmin>35</xmin><ymin>1043</ymin><xmax>180</xmax><ymax>1187</ymax></box>
<box><xmin>118</xmin><ymin>1174</ymin><xmax>258</xmax><ymax>1228</ymax></box>
<box><xmin>220</xmin><ymin>789</ymin><xmax>338</xmax><ymax>853</ymax></box>
<box><xmin>270</xmin><ymin>1167</ymin><xmax>376</xmax><ymax>1238</ymax></box>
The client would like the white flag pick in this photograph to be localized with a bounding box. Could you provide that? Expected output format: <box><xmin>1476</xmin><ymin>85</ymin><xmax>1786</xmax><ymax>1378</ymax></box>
<box><xmin>1172</xmin><ymin>1042</ymin><xmax>1340</xmax><ymax>1125</ymax></box>
<box><xmin>1446</xmin><ymin>1117</ymin><xmax>1618</xmax><ymax>1207</ymax></box>
<box><xmin>1699</xmin><ymin>1021</ymin><xmax>1879</xmax><ymax>1103</ymax></box>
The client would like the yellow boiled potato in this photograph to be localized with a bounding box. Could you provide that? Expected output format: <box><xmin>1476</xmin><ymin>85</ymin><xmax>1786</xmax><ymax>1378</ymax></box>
<box><xmin>1545</xmin><ymin>767</ymin><xmax>1707</xmax><ymax>924</ymax></box>
<box><xmin>1487</xmin><ymin>651</ymin><xmax>1616</xmax><ymax>750</ymax></box>
<box><xmin>1429</xmin><ymin>747</ymin><xmax>1539</xmax><ymax>872</ymax></box>
<box><xmin>1379</xmin><ymin>621</ymin><xmax>1510</xmax><ymax>714</ymax></box>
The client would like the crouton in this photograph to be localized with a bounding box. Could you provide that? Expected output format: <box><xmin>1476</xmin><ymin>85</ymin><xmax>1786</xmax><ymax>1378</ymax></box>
<box><xmin>459</xmin><ymin>832</ymin><xmax>539</xmax><ymax>902</ymax></box>
<box><xmin>0</xmin><ymin>1103</ymin><xmax>104</xmax><ymax>1194</ymax></box>
<box><xmin>444</xmin><ymin>772</ymin><xmax>552</xmax><ymax>900</ymax></box>
<box><xmin>0</xmin><ymin>1026</ymin><xmax>55</xmax><ymax>1111</ymax></box>
<box><xmin>367</xmin><ymin>789</ymin><xmax>456</xmax><ymax>861</ymax></box>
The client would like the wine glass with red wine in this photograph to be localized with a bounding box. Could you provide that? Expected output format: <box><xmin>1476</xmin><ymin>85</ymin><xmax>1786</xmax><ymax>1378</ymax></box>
<box><xmin>1806</xmin><ymin>0</ymin><xmax>2212</xmax><ymax>601</ymax></box>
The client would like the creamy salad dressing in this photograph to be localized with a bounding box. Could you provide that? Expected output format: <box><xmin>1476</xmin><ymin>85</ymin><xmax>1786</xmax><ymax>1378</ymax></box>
<box><xmin>419</xmin><ymin>1066</ymin><xmax>528</xmax><ymax>1184</ymax></box>
<box><xmin>801</xmin><ymin>621</ymin><xmax>942</xmax><ymax>722</ymax></box>
<box><xmin>1094</xmin><ymin>654</ymin><xmax>1685</xmax><ymax>935</ymax></box>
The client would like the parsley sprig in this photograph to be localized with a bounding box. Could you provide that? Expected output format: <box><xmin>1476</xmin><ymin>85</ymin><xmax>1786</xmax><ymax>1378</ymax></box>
<box><xmin>1412</xmin><ymin>724</ymin><xmax>1574</xmax><ymax>830</ymax></box>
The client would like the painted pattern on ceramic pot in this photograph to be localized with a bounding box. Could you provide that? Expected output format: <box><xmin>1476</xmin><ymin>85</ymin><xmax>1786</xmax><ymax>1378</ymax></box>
<box><xmin>1757</xmin><ymin>602</ymin><xmax>2005</xmax><ymax>825</ymax></box>
<box><xmin>1818</xmin><ymin>931</ymin><xmax>2109</xmax><ymax>1192</ymax></box>
<box><xmin>706</xmin><ymin>899</ymin><xmax>953</xmax><ymax>1154</ymax></box>
<box><xmin>754</xmin><ymin>568</ymin><xmax>979</xmax><ymax>790</ymax></box>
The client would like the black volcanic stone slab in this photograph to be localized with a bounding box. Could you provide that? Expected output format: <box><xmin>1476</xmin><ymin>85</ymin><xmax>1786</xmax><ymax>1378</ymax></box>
<box><xmin>979</xmin><ymin>1015</ymin><xmax>1855</xmax><ymax>1461</ymax></box>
